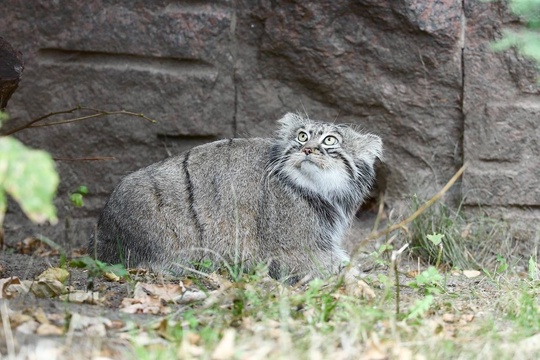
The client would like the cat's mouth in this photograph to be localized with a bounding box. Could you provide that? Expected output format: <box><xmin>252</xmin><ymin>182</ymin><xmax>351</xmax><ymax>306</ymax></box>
<box><xmin>298</xmin><ymin>156</ymin><xmax>321</xmax><ymax>169</ymax></box>
<box><xmin>289</xmin><ymin>152</ymin><xmax>324</xmax><ymax>170</ymax></box>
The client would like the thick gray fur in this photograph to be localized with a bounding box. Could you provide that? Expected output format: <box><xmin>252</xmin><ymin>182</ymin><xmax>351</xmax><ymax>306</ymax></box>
<box><xmin>89</xmin><ymin>113</ymin><xmax>383</xmax><ymax>283</ymax></box>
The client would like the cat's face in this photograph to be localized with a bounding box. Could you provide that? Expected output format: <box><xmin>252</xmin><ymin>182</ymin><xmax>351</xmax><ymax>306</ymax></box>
<box><xmin>271</xmin><ymin>113</ymin><xmax>382</xmax><ymax>199</ymax></box>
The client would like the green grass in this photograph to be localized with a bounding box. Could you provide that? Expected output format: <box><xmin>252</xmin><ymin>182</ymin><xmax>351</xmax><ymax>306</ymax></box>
<box><xmin>119</xmin><ymin>263</ymin><xmax>540</xmax><ymax>360</ymax></box>
<box><xmin>120</xmin><ymin>200</ymin><xmax>540</xmax><ymax>360</ymax></box>
<box><xmin>407</xmin><ymin>195</ymin><xmax>521</xmax><ymax>272</ymax></box>
<box><xmin>7</xmin><ymin>197</ymin><xmax>540</xmax><ymax>360</ymax></box>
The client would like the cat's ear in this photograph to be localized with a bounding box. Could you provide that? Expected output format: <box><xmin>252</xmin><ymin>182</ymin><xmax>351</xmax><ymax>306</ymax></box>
<box><xmin>277</xmin><ymin>113</ymin><xmax>307</xmax><ymax>139</ymax></box>
<box><xmin>355</xmin><ymin>133</ymin><xmax>383</xmax><ymax>165</ymax></box>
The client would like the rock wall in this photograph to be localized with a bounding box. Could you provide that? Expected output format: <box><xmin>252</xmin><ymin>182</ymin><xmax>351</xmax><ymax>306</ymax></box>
<box><xmin>463</xmin><ymin>1</ymin><xmax>540</xmax><ymax>228</ymax></box>
<box><xmin>0</xmin><ymin>0</ymin><xmax>537</xmax><ymax>248</ymax></box>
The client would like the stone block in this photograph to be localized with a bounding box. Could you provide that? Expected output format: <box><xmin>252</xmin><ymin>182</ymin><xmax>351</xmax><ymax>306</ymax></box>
<box><xmin>463</xmin><ymin>102</ymin><xmax>540</xmax><ymax>205</ymax></box>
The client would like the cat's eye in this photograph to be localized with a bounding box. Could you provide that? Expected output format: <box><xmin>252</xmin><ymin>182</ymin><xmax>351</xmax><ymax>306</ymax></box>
<box><xmin>323</xmin><ymin>136</ymin><xmax>338</xmax><ymax>146</ymax></box>
<box><xmin>297</xmin><ymin>131</ymin><xmax>309</xmax><ymax>142</ymax></box>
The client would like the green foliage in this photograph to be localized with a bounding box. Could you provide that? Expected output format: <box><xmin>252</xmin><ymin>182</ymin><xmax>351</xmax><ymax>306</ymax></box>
<box><xmin>0</xmin><ymin>134</ymin><xmax>59</xmax><ymax>225</ymax></box>
<box><xmin>0</xmin><ymin>111</ymin><xmax>8</xmax><ymax>127</ymax></box>
<box><xmin>408</xmin><ymin>266</ymin><xmax>444</xmax><ymax>295</ymax></box>
<box><xmin>427</xmin><ymin>232</ymin><xmax>444</xmax><ymax>268</ymax></box>
<box><xmin>426</xmin><ymin>233</ymin><xmax>444</xmax><ymax>246</ymax></box>
<box><xmin>528</xmin><ymin>256</ymin><xmax>537</xmax><ymax>281</ymax></box>
<box><xmin>404</xmin><ymin>266</ymin><xmax>444</xmax><ymax>320</ymax></box>
<box><xmin>409</xmin><ymin>196</ymin><xmax>473</xmax><ymax>268</ymax></box>
<box><xmin>495</xmin><ymin>254</ymin><xmax>509</xmax><ymax>274</ymax></box>
<box><xmin>69</xmin><ymin>256</ymin><xmax>129</xmax><ymax>279</ymax></box>
<box><xmin>510</xmin><ymin>290</ymin><xmax>540</xmax><ymax>337</ymax></box>
<box><xmin>300</xmin><ymin>278</ymin><xmax>340</xmax><ymax>325</ymax></box>
<box><xmin>370</xmin><ymin>244</ymin><xmax>394</xmax><ymax>267</ymax></box>
<box><xmin>69</xmin><ymin>185</ymin><xmax>89</xmax><ymax>207</ymax></box>
<box><xmin>492</xmin><ymin>0</ymin><xmax>540</xmax><ymax>66</ymax></box>
<box><xmin>405</xmin><ymin>294</ymin><xmax>434</xmax><ymax>320</ymax></box>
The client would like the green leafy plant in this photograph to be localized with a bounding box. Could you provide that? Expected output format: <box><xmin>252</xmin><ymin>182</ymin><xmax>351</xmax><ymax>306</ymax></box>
<box><xmin>426</xmin><ymin>232</ymin><xmax>444</xmax><ymax>268</ymax></box>
<box><xmin>405</xmin><ymin>294</ymin><xmax>434</xmax><ymax>320</ymax></box>
<box><xmin>70</xmin><ymin>256</ymin><xmax>129</xmax><ymax>279</ymax></box>
<box><xmin>69</xmin><ymin>185</ymin><xmax>89</xmax><ymax>207</ymax></box>
<box><xmin>510</xmin><ymin>290</ymin><xmax>540</xmax><ymax>337</ymax></box>
<box><xmin>528</xmin><ymin>256</ymin><xmax>537</xmax><ymax>281</ymax></box>
<box><xmin>492</xmin><ymin>0</ymin><xmax>540</xmax><ymax>66</ymax></box>
<box><xmin>0</xmin><ymin>111</ymin><xmax>59</xmax><ymax>233</ymax></box>
<box><xmin>495</xmin><ymin>254</ymin><xmax>509</xmax><ymax>274</ymax></box>
<box><xmin>408</xmin><ymin>266</ymin><xmax>444</xmax><ymax>295</ymax></box>
<box><xmin>409</xmin><ymin>196</ymin><xmax>484</xmax><ymax>269</ymax></box>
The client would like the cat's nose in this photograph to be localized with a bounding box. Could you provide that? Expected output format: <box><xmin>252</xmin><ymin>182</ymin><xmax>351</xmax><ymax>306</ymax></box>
<box><xmin>303</xmin><ymin>147</ymin><xmax>314</xmax><ymax>155</ymax></box>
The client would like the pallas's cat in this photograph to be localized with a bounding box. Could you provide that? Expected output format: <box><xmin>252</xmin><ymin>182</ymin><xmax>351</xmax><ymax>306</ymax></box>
<box><xmin>89</xmin><ymin>113</ymin><xmax>382</xmax><ymax>283</ymax></box>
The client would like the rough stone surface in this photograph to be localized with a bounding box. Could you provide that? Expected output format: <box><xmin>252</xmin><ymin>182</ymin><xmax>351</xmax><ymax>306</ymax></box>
<box><xmin>0</xmin><ymin>0</ymin><xmax>539</xmax><ymax>248</ymax></box>
<box><xmin>462</xmin><ymin>1</ymin><xmax>540</xmax><ymax>224</ymax></box>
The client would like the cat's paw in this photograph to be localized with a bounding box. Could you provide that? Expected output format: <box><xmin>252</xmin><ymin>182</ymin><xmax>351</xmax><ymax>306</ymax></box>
<box><xmin>342</xmin><ymin>266</ymin><xmax>376</xmax><ymax>300</ymax></box>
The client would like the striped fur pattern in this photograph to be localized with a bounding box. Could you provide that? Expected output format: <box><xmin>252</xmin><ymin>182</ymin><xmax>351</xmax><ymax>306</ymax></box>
<box><xmin>89</xmin><ymin>113</ymin><xmax>382</xmax><ymax>283</ymax></box>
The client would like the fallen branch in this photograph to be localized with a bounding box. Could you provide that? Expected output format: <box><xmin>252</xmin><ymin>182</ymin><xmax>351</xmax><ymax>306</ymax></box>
<box><xmin>1</xmin><ymin>106</ymin><xmax>157</xmax><ymax>136</ymax></box>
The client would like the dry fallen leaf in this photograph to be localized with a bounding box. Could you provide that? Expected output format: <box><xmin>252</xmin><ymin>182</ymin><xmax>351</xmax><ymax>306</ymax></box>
<box><xmin>128</xmin><ymin>268</ymin><xmax>148</xmax><ymax>276</ymax></box>
<box><xmin>134</xmin><ymin>282</ymin><xmax>183</xmax><ymax>302</ymax></box>
<box><xmin>120</xmin><ymin>297</ymin><xmax>169</xmax><ymax>315</ymax></box>
<box><xmin>70</xmin><ymin>248</ymin><xmax>87</xmax><ymax>257</ymax></box>
<box><xmin>103</xmin><ymin>271</ymin><xmax>121</xmax><ymax>282</ymax></box>
<box><xmin>9</xmin><ymin>310</ymin><xmax>34</xmax><ymax>329</ymax></box>
<box><xmin>212</xmin><ymin>328</ymin><xmax>236</xmax><ymax>360</ymax></box>
<box><xmin>343</xmin><ymin>279</ymin><xmax>376</xmax><ymax>299</ymax></box>
<box><xmin>34</xmin><ymin>307</ymin><xmax>49</xmax><ymax>325</ymax></box>
<box><xmin>462</xmin><ymin>270</ymin><xmax>481</xmax><ymax>278</ymax></box>
<box><xmin>119</xmin><ymin>331</ymin><xmax>169</xmax><ymax>347</ymax></box>
<box><xmin>121</xmin><ymin>281</ymin><xmax>207</xmax><ymax>314</ymax></box>
<box><xmin>36</xmin><ymin>323</ymin><xmax>64</xmax><ymax>336</ymax></box>
<box><xmin>342</xmin><ymin>268</ymin><xmax>376</xmax><ymax>299</ymax></box>
<box><xmin>15</xmin><ymin>237</ymin><xmax>60</xmax><ymax>257</ymax></box>
<box><xmin>15</xmin><ymin>237</ymin><xmax>42</xmax><ymax>254</ymax></box>
<box><xmin>26</xmin><ymin>279</ymin><xmax>66</xmax><ymax>298</ymax></box>
<box><xmin>59</xmin><ymin>290</ymin><xmax>100</xmax><ymax>304</ymax></box>
<box><xmin>16</xmin><ymin>320</ymin><xmax>40</xmax><ymax>334</ymax></box>
<box><xmin>0</xmin><ymin>277</ymin><xmax>28</xmax><ymax>299</ymax></box>
<box><xmin>361</xmin><ymin>337</ymin><xmax>387</xmax><ymax>360</ymax></box>
<box><xmin>406</xmin><ymin>270</ymin><xmax>421</xmax><ymax>278</ymax></box>
<box><xmin>461</xmin><ymin>223</ymin><xmax>473</xmax><ymax>238</ymax></box>
<box><xmin>442</xmin><ymin>313</ymin><xmax>456</xmax><ymax>323</ymax></box>
<box><xmin>67</xmin><ymin>313</ymin><xmax>112</xmax><ymax>337</ymax></box>
<box><xmin>38</xmin><ymin>267</ymin><xmax>70</xmax><ymax>284</ymax></box>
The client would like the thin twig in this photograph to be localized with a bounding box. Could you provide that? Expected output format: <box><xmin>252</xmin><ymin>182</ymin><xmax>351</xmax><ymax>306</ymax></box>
<box><xmin>1</xmin><ymin>106</ymin><xmax>83</xmax><ymax>136</ymax></box>
<box><xmin>30</xmin><ymin>109</ymin><xmax>156</xmax><ymax>127</ymax></box>
<box><xmin>1</xmin><ymin>106</ymin><xmax>156</xmax><ymax>136</ymax></box>
<box><xmin>352</xmin><ymin>163</ymin><xmax>468</xmax><ymax>255</ymax></box>
<box><xmin>392</xmin><ymin>243</ymin><xmax>409</xmax><ymax>316</ymax></box>
<box><xmin>53</xmin><ymin>156</ymin><xmax>116</xmax><ymax>162</ymax></box>
<box><xmin>371</xmin><ymin>192</ymin><xmax>386</xmax><ymax>233</ymax></box>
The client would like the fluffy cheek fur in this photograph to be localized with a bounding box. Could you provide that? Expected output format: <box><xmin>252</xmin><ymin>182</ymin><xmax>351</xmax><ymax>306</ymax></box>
<box><xmin>282</xmin><ymin>152</ymin><xmax>351</xmax><ymax>197</ymax></box>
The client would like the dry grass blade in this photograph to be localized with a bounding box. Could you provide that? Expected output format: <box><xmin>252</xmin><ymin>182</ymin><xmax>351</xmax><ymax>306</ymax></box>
<box><xmin>1</xmin><ymin>300</ymin><xmax>15</xmax><ymax>360</ymax></box>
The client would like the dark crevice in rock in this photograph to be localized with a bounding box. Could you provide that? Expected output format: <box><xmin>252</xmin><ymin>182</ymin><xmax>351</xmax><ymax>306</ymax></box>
<box><xmin>231</xmin><ymin>5</ymin><xmax>239</xmax><ymax>137</ymax></box>
<box><xmin>37</xmin><ymin>48</ymin><xmax>216</xmax><ymax>77</ymax></box>
<box><xmin>459</xmin><ymin>0</ymin><xmax>466</xmax><ymax>168</ymax></box>
<box><xmin>156</xmin><ymin>134</ymin><xmax>218</xmax><ymax>142</ymax></box>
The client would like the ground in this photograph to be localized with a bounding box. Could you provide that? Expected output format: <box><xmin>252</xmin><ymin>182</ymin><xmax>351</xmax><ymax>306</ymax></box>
<box><xmin>1</xmin><ymin>212</ymin><xmax>540</xmax><ymax>360</ymax></box>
